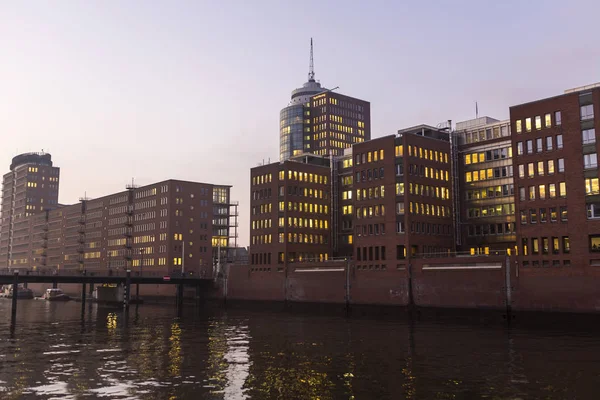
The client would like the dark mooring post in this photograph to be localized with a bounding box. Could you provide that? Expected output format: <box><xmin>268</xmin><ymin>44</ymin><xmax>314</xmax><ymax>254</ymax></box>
<box><xmin>24</xmin><ymin>270</ymin><xmax>29</xmax><ymax>289</ymax></box>
<box><xmin>52</xmin><ymin>280</ymin><xmax>58</xmax><ymax>289</ymax></box>
<box><xmin>81</xmin><ymin>272</ymin><xmax>87</xmax><ymax>319</ymax></box>
<box><xmin>124</xmin><ymin>270</ymin><xmax>131</xmax><ymax>311</ymax></box>
<box><xmin>195</xmin><ymin>284</ymin><xmax>201</xmax><ymax>311</ymax></box>
<box><xmin>11</xmin><ymin>271</ymin><xmax>18</xmax><ymax>329</ymax></box>
<box><xmin>407</xmin><ymin>263</ymin><xmax>416</xmax><ymax>315</ymax></box>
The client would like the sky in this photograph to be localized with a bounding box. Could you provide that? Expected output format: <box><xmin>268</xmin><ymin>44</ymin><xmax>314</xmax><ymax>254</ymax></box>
<box><xmin>2</xmin><ymin>0</ymin><xmax>600</xmax><ymax>247</ymax></box>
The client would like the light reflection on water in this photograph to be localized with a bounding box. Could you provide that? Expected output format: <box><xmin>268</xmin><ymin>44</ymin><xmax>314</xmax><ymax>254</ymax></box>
<box><xmin>0</xmin><ymin>300</ymin><xmax>599</xmax><ymax>399</ymax></box>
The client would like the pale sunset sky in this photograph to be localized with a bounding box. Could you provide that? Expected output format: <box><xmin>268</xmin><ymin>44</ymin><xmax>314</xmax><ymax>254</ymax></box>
<box><xmin>2</xmin><ymin>0</ymin><xmax>600</xmax><ymax>246</ymax></box>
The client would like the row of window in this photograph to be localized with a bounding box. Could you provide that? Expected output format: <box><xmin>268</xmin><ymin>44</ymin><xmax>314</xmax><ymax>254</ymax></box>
<box><xmin>463</xmin><ymin>124</ymin><xmax>511</xmax><ymax>144</ymax></box>
<box><xmin>515</xmin><ymin>112</ymin><xmax>561</xmax><ymax>133</ymax></box>
<box><xmin>404</xmin><ymin>164</ymin><xmax>450</xmax><ymax>181</ymax></box>
<box><xmin>520</xmin><ymin>207</ymin><xmax>567</xmax><ymax>224</ymax></box>
<box><xmin>356</xmin><ymin>204</ymin><xmax>386</xmax><ymax>219</ymax></box>
<box><xmin>279</xmin><ymin>217</ymin><xmax>329</xmax><ymax>230</ymax></box>
<box><xmin>466</xmin><ymin>184</ymin><xmax>514</xmax><ymax>200</ymax></box>
<box><xmin>252</xmin><ymin>204</ymin><xmax>273</xmax><ymax>215</ymax></box>
<box><xmin>409</xmin><ymin>222</ymin><xmax>453</xmax><ymax>236</ymax></box>
<box><xmin>466</xmin><ymin>223</ymin><xmax>516</xmax><ymax>236</ymax></box>
<box><xmin>252</xmin><ymin>188</ymin><xmax>272</xmax><ymax>200</ymax></box>
<box><xmin>408</xmin><ymin>203</ymin><xmax>452</xmax><ymax>217</ymax></box>
<box><xmin>134</xmin><ymin>188</ymin><xmax>157</xmax><ymax>200</ymax></box>
<box><xmin>279</xmin><ymin>233</ymin><xmax>327</xmax><ymax>245</ymax></box>
<box><xmin>355</xmin><ymin>185</ymin><xmax>385</xmax><ymax>200</ymax></box>
<box><xmin>467</xmin><ymin>203</ymin><xmax>515</xmax><ymax>218</ymax></box>
<box><xmin>355</xmin><ymin>150</ymin><xmax>384</xmax><ymax>165</ymax></box>
<box><xmin>518</xmin><ymin>182</ymin><xmax>567</xmax><ymax>200</ymax></box>
<box><xmin>404</xmin><ymin>183</ymin><xmax>450</xmax><ymax>200</ymax></box>
<box><xmin>517</xmin><ymin>134</ymin><xmax>563</xmax><ymax>155</ymax></box>
<box><xmin>518</xmin><ymin>159</ymin><xmax>565</xmax><ymax>178</ymax></box>
<box><xmin>464</xmin><ymin>147</ymin><xmax>512</xmax><ymax>165</ymax></box>
<box><xmin>521</xmin><ymin>236</ymin><xmax>570</xmax><ymax>256</ymax></box>
<box><xmin>465</xmin><ymin>166</ymin><xmax>513</xmax><ymax>182</ymax></box>
<box><xmin>278</xmin><ymin>202</ymin><xmax>329</xmax><ymax>214</ymax></box>
<box><xmin>278</xmin><ymin>170</ymin><xmax>328</xmax><ymax>185</ymax></box>
<box><xmin>395</xmin><ymin>145</ymin><xmax>449</xmax><ymax>163</ymax></box>
<box><xmin>278</xmin><ymin>187</ymin><xmax>328</xmax><ymax>199</ymax></box>
<box><xmin>353</xmin><ymin>168</ymin><xmax>384</xmax><ymax>184</ymax></box>
<box><xmin>252</xmin><ymin>173</ymin><xmax>272</xmax><ymax>186</ymax></box>
<box><xmin>251</xmin><ymin>234</ymin><xmax>272</xmax><ymax>245</ymax></box>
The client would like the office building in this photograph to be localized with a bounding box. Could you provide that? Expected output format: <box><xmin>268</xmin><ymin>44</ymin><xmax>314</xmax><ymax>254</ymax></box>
<box><xmin>249</xmin><ymin>155</ymin><xmax>332</xmax><ymax>266</ymax></box>
<box><xmin>0</xmin><ymin>152</ymin><xmax>60</xmax><ymax>268</ymax></box>
<box><xmin>454</xmin><ymin>117</ymin><xmax>516</xmax><ymax>255</ymax></box>
<box><xmin>510</xmin><ymin>83</ymin><xmax>600</xmax><ymax>268</ymax></box>
<box><xmin>279</xmin><ymin>40</ymin><xmax>370</xmax><ymax>161</ymax></box>
<box><xmin>2</xmin><ymin>179</ymin><xmax>236</xmax><ymax>276</ymax></box>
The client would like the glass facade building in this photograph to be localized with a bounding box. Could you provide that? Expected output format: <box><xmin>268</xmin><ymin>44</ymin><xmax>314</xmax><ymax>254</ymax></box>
<box><xmin>280</xmin><ymin>104</ymin><xmax>306</xmax><ymax>161</ymax></box>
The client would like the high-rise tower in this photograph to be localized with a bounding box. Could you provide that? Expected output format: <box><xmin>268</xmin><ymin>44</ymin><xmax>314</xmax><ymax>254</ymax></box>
<box><xmin>279</xmin><ymin>39</ymin><xmax>371</xmax><ymax>161</ymax></box>
<box><xmin>0</xmin><ymin>152</ymin><xmax>60</xmax><ymax>267</ymax></box>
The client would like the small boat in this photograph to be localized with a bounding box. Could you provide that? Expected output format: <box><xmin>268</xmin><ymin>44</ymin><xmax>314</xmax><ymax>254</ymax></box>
<box><xmin>42</xmin><ymin>288</ymin><xmax>71</xmax><ymax>302</ymax></box>
<box><xmin>2</xmin><ymin>284</ymin><xmax>34</xmax><ymax>299</ymax></box>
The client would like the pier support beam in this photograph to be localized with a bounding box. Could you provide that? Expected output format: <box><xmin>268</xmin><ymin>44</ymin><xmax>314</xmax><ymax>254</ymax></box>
<box><xmin>124</xmin><ymin>270</ymin><xmax>131</xmax><ymax>311</ymax></box>
<box><xmin>10</xmin><ymin>271</ymin><xmax>18</xmax><ymax>331</ymax></box>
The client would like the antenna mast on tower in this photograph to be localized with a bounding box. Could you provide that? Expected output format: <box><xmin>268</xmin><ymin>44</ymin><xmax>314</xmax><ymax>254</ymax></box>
<box><xmin>308</xmin><ymin>38</ymin><xmax>315</xmax><ymax>81</ymax></box>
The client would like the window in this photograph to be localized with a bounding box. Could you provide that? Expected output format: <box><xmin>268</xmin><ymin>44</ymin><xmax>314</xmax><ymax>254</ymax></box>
<box><xmin>563</xmin><ymin>236</ymin><xmax>570</xmax><ymax>253</ymax></box>
<box><xmin>520</xmin><ymin>210</ymin><xmax>527</xmax><ymax>224</ymax></box>
<box><xmin>545</xmin><ymin>113</ymin><xmax>552</xmax><ymax>128</ymax></box>
<box><xmin>590</xmin><ymin>235</ymin><xmax>600</xmax><ymax>252</ymax></box>
<box><xmin>519</xmin><ymin>187</ymin><xmax>526</xmax><ymax>201</ymax></box>
<box><xmin>542</xmin><ymin>237</ymin><xmax>549</xmax><ymax>254</ymax></box>
<box><xmin>525</xmin><ymin>118</ymin><xmax>532</xmax><ymax>132</ymax></box>
<box><xmin>555</xmin><ymin>111</ymin><xmax>561</xmax><ymax>125</ymax></box>
<box><xmin>517</xmin><ymin>142</ymin><xmax>523</xmax><ymax>156</ymax></box>
<box><xmin>536</xmin><ymin>138</ymin><xmax>543</xmax><ymax>153</ymax></box>
<box><xmin>547</xmin><ymin>160</ymin><xmax>555</xmax><ymax>174</ymax></box>
<box><xmin>537</xmin><ymin>161</ymin><xmax>544</xmax><ymax>176</ymax></box>
<box><xmin>550</xmin><ymin>207</ymin><xmax>557</xmax><ymax>222</ymax></box>
<box><xmin>587</xmin><ymin>203</ymin><xmax>600</xmax><ymax>219</ymax></box>
<box><xmin>538</xmin><ymin>184</ymin><xmax>546</xmax><ymax>199</ymax></box>
<box><xmin>559</xmin><ymin>182</ymin><xmax>567</xmax><ymax>197</ymax></box>
<box><xmin>581</xmin><ymin>104</ymin><xmax>594</xmax><ymax>121</ymax></box>
<box><xmin>526</xmin><ymin>140</ymin><xmax>533</xmax><ymax>154</ymax></box>
<box><xmin>529</xmin><ymin>186</ymin><xmax>536</xmax><ymax>200</ymax></box>
<box><xmin>582</xmin><ymin>128</ymin><xmax>596</xmax><ymax>144</ymax></box>
<box><xmin>530</xmin><ymin>208</ymin><xmax>537</xmax><ymax>224</ymax></box>
<box><xmin>532</xmin><ymin>238</ymin><xmax>539</xmax><ymax>254</ymax></box>
<box><xmin>518</xmin><ymin>165</ymin><xmax>525</xmax><ymax>178</ymax></box>
<box><xmin>545</xmin><ymin>136</ymin><xmax>553</xmax><ymax>151</ymax></box>
<box><xmin>535</xmin><ymin>116</ymin><xmax>542</xmax><ymax>130</ymax></box>
<box><xmin>552</xmin><ymin>237</ymin><xmax>559</xmax><ymax>253</ymax></box>
<box><xmin>528</xmin><ymin>163</ymin><xmax>535</xmax><ymax>178</ymax></box>
<box><xmin>540</xmin><ymin>208</ymin><xmax>547</xmax><ymax>223</ymax></box>
<box><xmin>516</xmin><ymin>120</ymin><xmax>522</xmax><ymax>133</ymax></box>
<box><xmin>585</xmin><ymin>178</ymin><xmax>599</xmax><ymax>195</ymax></box>
<box><xmin>556</xmin><ymin>135</ymin><xmax>563</xmax><ymax>149</ymax></box>
<box><xmin>560</xmin><ymin>206</ymin><xmax>568</xmax><ymax>222</ymax></box>
<box><xmin>548</xmin><ymin>183</ymin><xmax>556</xmax><ymax>198</ymax></box>
<box><xmin>584</xmin><ymin>153</ymin><xmax>598</xmax><ymax>169</ymax></box>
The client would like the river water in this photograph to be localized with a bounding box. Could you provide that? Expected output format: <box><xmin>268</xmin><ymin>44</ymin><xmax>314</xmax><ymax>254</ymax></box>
<box><xmin>0</xmin><ymin>300</ymin><xmax>598</xmax><ymax>399</ymax></box>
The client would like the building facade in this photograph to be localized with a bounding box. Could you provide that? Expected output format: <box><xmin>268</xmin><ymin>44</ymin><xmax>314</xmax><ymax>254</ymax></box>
<box><xmin>1</xmin><ymin>179</ymin><xmax>235</xmax><ymax>276</ymax></box>
<box><xmin>250</xmin><ymin>155</ymin><xmax>332</xmax><ymax>266</ymax></box>
<box><xmin>0</xmin><ymin>152</ymin><xmax>60</xmax><ymax>268</ymax></box>
<box><xmin>510</xmin><ymin>84</ymin><xmax>600</xmax><ymax>269</ymax></box>
<box><xmin>455</xmin><ymin>117</ymin><xmax>516</xmax><ymax>255</ymax></box>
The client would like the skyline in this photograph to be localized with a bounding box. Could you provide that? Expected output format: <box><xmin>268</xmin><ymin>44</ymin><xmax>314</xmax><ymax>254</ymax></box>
<box><xmin>3</xmin><ymin>1</ymin><xmax>600</xmax><ymax>247</ymax></box>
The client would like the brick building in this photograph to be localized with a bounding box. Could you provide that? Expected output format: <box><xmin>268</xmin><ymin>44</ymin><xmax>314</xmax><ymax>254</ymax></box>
<box><xmin>454</xmin><ymin>117</ymin><xmax>516</xmax><ymax>255</ymax></box>
<box><xmin>351</xmin><ymin>126</ymin><xmax>454</xmax><ymax>271</ymax></box>
<box><xmin>1</xmin><ymin>179</ymin><xmax>235</xmax><ymax>277</ymax></box>
<box><xmin>249</xmin><ymin>155</ymin><xmax>332</xmax><ymax>266</ymax></box>
<box><xmin>0</xmin><ymin>152</ymin><xmax>60</xmax><ymax>268</ymax></box>
<box><xmin>510</xmin><ymin>83</ymin><xmax>600</xmax><ymax>268</ymax></box>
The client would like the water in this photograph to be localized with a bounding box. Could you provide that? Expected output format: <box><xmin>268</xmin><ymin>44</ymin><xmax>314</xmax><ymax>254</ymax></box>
<box><xmin>0</xmin><ymin>300</ymin><xmax>598</xmax><ymax>399</ymax></box>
